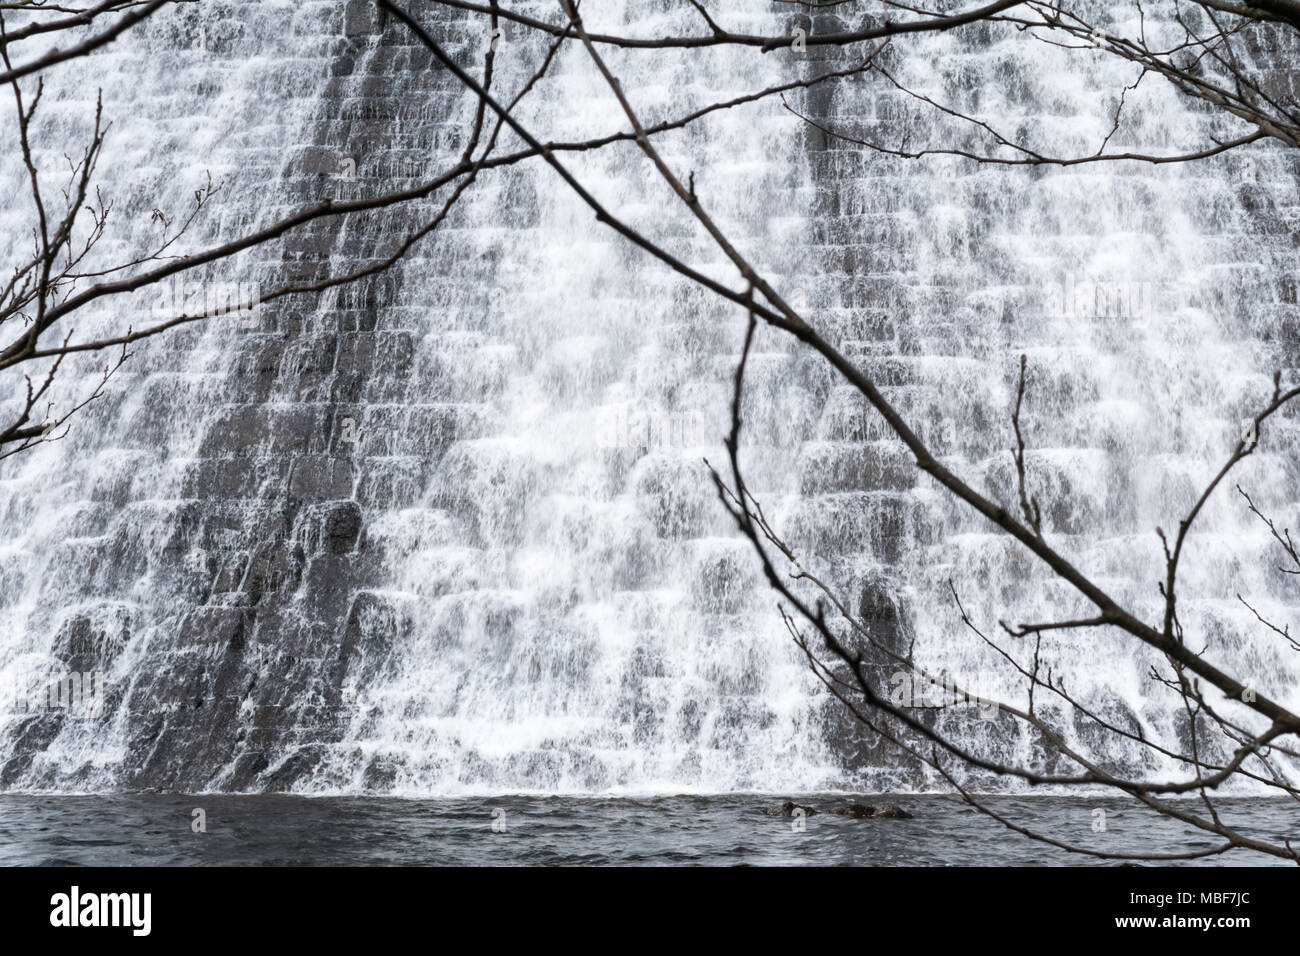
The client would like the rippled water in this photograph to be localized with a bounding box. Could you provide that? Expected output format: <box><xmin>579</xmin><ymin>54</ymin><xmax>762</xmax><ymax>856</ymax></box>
<box><xmin>0</xmin><ymin>794</ymin><xmax>1291</xmax><ymax>866</ymax></box>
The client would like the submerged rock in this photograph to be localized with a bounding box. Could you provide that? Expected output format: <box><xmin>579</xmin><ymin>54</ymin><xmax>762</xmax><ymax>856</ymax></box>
<box><xmin>828</xmin><ymin>802</ymin><xmax>913</xmax><ymax>819</ymax></box>
<box><xmin>764</xmin><ymin>800</ymin><xmax>818</xmax><ymax>817</ymax></box>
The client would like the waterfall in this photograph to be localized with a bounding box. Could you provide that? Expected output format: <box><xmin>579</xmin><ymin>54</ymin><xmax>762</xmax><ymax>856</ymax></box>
<box><xmin>0</xmin><ymin>1</ymin><xmax>1297</xmax><ymax>795</ymax></box>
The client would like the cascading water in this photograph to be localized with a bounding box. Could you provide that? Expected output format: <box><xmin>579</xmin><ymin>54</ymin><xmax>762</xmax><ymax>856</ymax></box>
<box><xmin>0</xmin><ymin>1</ymin><xmax>1297</xmax><ymax>795</ymax></box>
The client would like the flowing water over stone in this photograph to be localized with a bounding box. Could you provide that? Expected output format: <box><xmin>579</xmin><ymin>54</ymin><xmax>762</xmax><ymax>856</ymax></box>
<box><xmin>0</xmin><ymin>2</ymin><xmax>1298</xmax><ymax>796</ymax></box>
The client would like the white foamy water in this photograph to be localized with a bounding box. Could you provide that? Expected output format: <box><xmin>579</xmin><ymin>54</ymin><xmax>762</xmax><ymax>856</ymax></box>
<box><xmin>0</xmin><ymin>2</ymin><xmax>1296</xmax><ymax>795</ymax></box>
